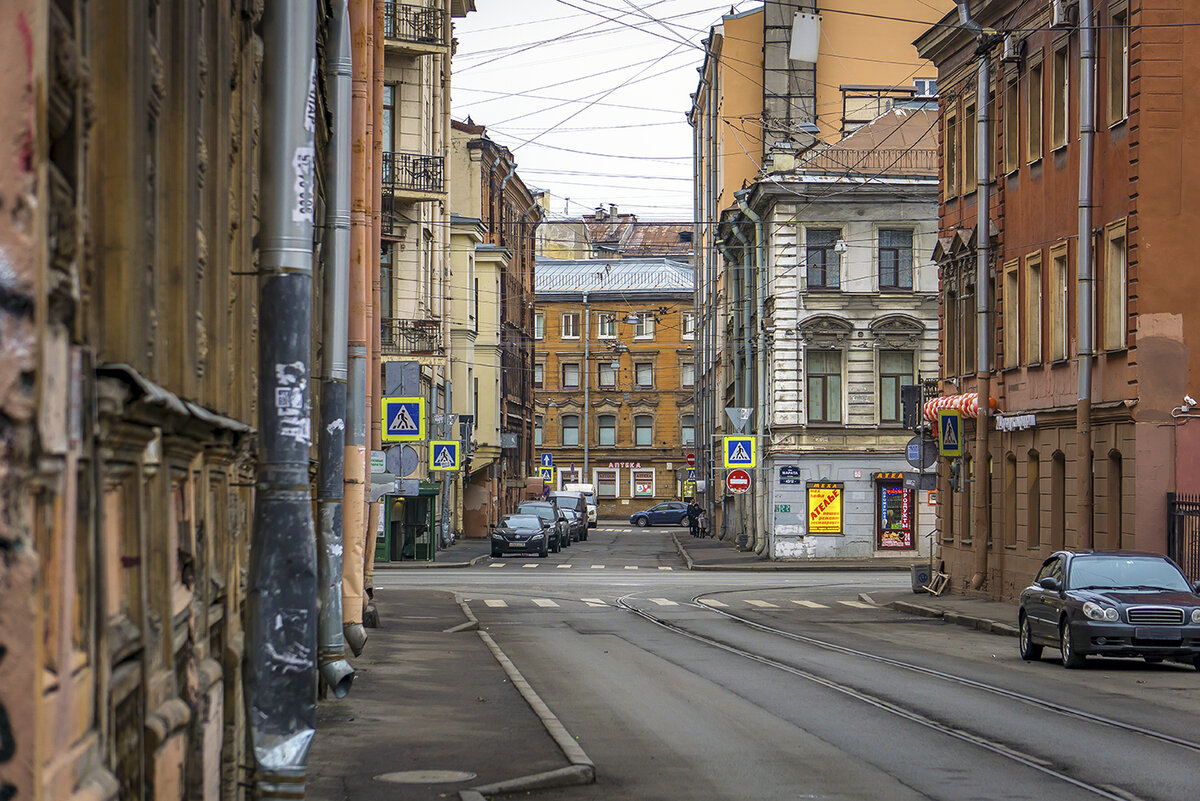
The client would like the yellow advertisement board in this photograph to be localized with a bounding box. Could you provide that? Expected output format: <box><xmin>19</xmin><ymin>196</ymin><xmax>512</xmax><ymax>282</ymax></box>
<box><xmin>807</xmin><ymin>482</ymin><xmax>843</xmax><ymax>535</ymax></box>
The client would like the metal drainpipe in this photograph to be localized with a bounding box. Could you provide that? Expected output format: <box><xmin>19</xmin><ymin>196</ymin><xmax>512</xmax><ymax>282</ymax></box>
<box><xmin>956</xmin><ymin>2</ymin><xmax>993</xmax><ymax>590</ymax></box>
<box><xmin>730</xmin><ymin>224</ymin><xmax>751</xmax><ymax>545</ymax></box>
<box><xmin>364</xmin><ymin>0</ymin><xmax>385</xmax><ymax>612</ymax></box>
<box><xmin>736</xmin><ymin>192</ymin><xmax>767</xmax><ymax>555</ymax></box>
<box><xmin>1077</xmin><ymin>0</ymin><xmax>1096</xmax><ymax>549</ymax></box>
<box><xmin>707</xmin><ymin>63</ymin><xmax>719</xmax><ymax>532</ymax></box>
<box><xmin>583</xmin><ymin>292</ymin><xmax>590</xmax><ymax>480</ymax></box>
<box><xmin>317</xmin><ymin>0</ymin><xmax>355</xmax><ymax>699</ymax></box>
<box><xmin>247</xmin><ymin>1</ymin><xmax>319</xmax><ymax>796</ymax></box>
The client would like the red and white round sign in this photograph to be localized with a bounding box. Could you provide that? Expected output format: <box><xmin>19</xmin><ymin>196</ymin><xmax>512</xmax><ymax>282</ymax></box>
<box><xmin>726</xmin><ymin>469</ymin><xmax>751</xmax><ymax>494</ymax></box>
<box><xmin>686</xmin><ymin>452</ymin><xmax>696</xmax><ymax>467</ymax></box>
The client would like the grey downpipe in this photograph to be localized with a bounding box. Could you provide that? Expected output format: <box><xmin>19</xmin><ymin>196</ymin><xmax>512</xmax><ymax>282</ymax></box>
<box><xmin>706</xmin><ymin>66</ymin><xmax>719</xmax><ymax>531</ymax></box>
<box><xmin>691</xmin><ymin>106</ymin><xmax>702</xmax><ymax>505</ymax></box>
<box><xmin>730</xmin><ymin>224</ymin><xmax>752</xmax><ymax>547</ymax></box>
<box><xmin>317</xmin><ymin>0</ymin><xmax>354</xmax><ymax>699</ymax></box>
<box><xmin>246</xmin><ymin>0</ymin><xmax>319</xmax><ymax>797</ymax></box>
<box><xmin>583</xmin><ymin>292</ymin><xmax>590</xmax><ymax>478</ymax></box>
<box><xmin>736</xmin><ymin>192</ymin><xmax>767</xmax><ymax>555</ymax></box>
<box><xmin>1077</xmin><ymin>0</ymin><xmax>1096</xmax><ymax>548</ymax></box>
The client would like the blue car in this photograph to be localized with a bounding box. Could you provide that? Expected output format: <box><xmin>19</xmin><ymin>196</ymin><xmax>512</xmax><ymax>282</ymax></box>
<box><xmin>630</xmin><ymin>501</ymin><xmax>689</xmax><ymax>528</ymax></box>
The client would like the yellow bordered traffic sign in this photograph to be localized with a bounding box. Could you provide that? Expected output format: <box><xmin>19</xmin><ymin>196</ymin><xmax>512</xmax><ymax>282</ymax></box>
<box><xmin>539</xmin><ymin>466</ymin><xmax>555</xmax><ymax>484</ymax></box>
<box><xmin>429</xmin><ymin>440</ymin><xmax>460</xmax><ymax>471</ymax></box>
<box><xmin>382</xmin><ymin>396</ymin><xmax>425</xmax><ymax>442</ymax></box>
<box><xmin>938</xmin><ymin>409</ymin><xmax>963</xmax><ymax>458</ymax></box>
<box><xmin>723</xmin><ymin>436</ymin><xmax>756</xmax><ymax>468</ymax></box>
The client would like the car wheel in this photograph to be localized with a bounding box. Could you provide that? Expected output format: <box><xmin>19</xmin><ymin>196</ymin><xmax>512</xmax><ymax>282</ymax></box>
<box><xmin>1018</xmin><ymin>615</ymin><xmax>1043</xmax><ymax>662</ymax></box>
<box><xmin>539</xmin><ymin>542</ymin><xmax>548</xmax><ymax>558</ymax></box>
<box><xmin>1193</xmin><ymin>655</ymin><xmax>1200</xmax><ymax>671</ymax></box>
<box><xmin>1060</xmin><ymin>620</ymin><xmax>1086</xmax><ymax>669</ymax></box>
<box><xmin>550</xmin><ymin>537</ymin><xmax>560</xmax><ymax>554</ymax></box>
<box><xmin>636</xmin><ymin>517</ymin><xmax>649</xmax><ymax>527</ymax></box>
<box><xmin>581</xmin><ymin>530</ymin><xmax>588</xmax><ymax>541</ymax></box>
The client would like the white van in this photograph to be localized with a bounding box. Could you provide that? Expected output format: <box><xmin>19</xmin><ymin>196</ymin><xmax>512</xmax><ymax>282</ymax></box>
<box><xmin>563</xmin><ymin>483</ymin><xmax>597</xmax><ymax>527</ymax></box>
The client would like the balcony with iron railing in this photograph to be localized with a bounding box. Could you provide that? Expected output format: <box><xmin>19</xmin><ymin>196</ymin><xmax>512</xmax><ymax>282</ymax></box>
<box><xmin>381</xmin><ymin>319</ymin><xmax>444</xmax><ymax>357</ymax></box>
<box><xmin>383</xmin><ymin>2</ymin><xmax>446</xmax><ymax>55</ymax></box>
<box><xmin>797</xmin><ymin>148</ymin><xmax>939</xmax><ymax>179</ymax></box>
<box><xmin>382</xmin><ymin>150</ymin><xmax>445</xmax><ymax>197</ymax></box>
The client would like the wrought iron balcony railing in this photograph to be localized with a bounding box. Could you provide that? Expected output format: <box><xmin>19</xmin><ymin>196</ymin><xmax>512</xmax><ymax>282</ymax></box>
<box><xmin>381</xmin><ymin>151</ymin><xmax>445</xmax><ymax>195</ymax></box>
<box><xmin>381</xmin><ymin>319</ymin><xmax>443</xmax><ymax>356</ymax></box>
<box><xmin>798</xmin><ymin>147</ymin><xmax>939</xmax><ymax>178</ymax></box>
<box><xmin>383</xmin><ymin>3</ymin><xmax>443</xmax><ymax>46</ymax></box>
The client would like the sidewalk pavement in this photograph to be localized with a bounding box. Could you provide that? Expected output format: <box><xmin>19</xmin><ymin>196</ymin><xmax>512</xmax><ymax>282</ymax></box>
<box><xmin>672</xmin><ymin>531</ymin><xmax>916</xmax><ymax>572</ymax></box>
<box><xmin>373</xmin><ymin>536</ymin><xmax>493</xmax><ymax>569</ymax></box>
<box><xmin>862</xmin><ymin>588</ymin><xmax>1021</xmax><ymax>638</ymax></box>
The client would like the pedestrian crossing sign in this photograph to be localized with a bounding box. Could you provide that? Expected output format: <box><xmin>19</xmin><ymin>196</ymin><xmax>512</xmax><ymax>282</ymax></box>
<box><xmin>723</xmin><ymin>436</ymin><xmax>756</xmax><ymax>468</ymax></box>
<box><xmin>429</xmin><ymin>441</ymin><xmax>460</xmax><ymax>471</ymax></box>
<box><xmin>381</xmin><ymin>396</ymin><xmax>425</xmax><ymax>442</ymax></box>
<box><xmin>540</xmin><ymin>466</ymin><xmax>555</xmax><ymax>485</ymax></box>
<box><xmin>938</xmin><ymin>409</ymin><xmax>963</xmax><ymax>458</ymax></box>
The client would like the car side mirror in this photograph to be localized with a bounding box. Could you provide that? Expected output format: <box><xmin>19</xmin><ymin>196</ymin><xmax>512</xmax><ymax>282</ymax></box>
<box><xmin>1038</xmin><ymin>576</ymin><xmax>1062</xmax><ymax>592</ymax></box>
<box><xmin>489</xmin><ymin>523</ymin><xmax>495</xmax><ymax>530</ymax></box>
<box><xmin>1193</xmin><ymin>581</ymin><xmax>1200</xmax><ymax>595</ymax></box>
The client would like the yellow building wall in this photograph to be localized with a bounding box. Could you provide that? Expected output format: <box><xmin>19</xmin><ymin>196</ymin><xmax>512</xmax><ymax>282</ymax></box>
<box><xmin>717</xmin><ymin>12</ymin><xmax>765</xmax><ymax>216</ymax></box>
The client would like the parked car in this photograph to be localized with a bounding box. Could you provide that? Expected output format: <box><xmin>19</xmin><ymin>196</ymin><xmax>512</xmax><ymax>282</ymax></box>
<box><xmin>516</xmin><ymin>501</ymin><xmax>571</xmax><ymax>551</ymax></box>
<box><xmin>548</xmin><ymin>491</ymin><xmax>589</xmax><ymax>541</ymax></box>
<box><xmin>489</xmin><ymin>514</ymin><xmax>550</xmax><ymax>558</ymax></box>
<box><xmin>1018</xmin><ymin>550</ymin><xmax>1200</xmax><ymax>669</ymax></box>
<box><xmin>563</xmin><ymin>483</ymin><xmax>598</xmax><ymax>528</ymax></box>
<box><xmin>630</xmin><ymin>501</ymin><xmax>689</xmax><ymax>528</ymax></box>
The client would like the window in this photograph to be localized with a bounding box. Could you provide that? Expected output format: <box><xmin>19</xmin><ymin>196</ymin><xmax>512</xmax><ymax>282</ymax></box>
<box><xmin>382</xmin><ymin>84</ymin><xmax>396</xmax><ymax>152</ymax></box>
<box><xmin>1025</xmin><ymin>58</ymin><xmax>1043</xmax><ymax>162</ymax></box>
<box><xmin>634</xmin><ymin>415</ymin><xmax>653</xmax><ymax>446</ymax></box>
<box><xmin>681</xmin><ymin>362</ymin><xmax>695</xmax><ymax>388</ymax></box>
<box><xmin>631</xmin><ymin>467</ymin><xmax>655</xmax><ymax>497</ymax></box>
<box><xmin>380</xmin><ymin>244</ymin><xmax>393</xmax><ymax>320</ymax></box>
<box><xmin>597</xmin><ymin>312</ymin><xmax>616</xmax><ymax>339</ymax></box>
<box><xmin>682</xmin><ymin>312</ymin><xmax>696</xmax><ymax>340</ymax></box>
<box><xmin>597</xmin><ymin>468</ymin><xmax>619</xmax><ymax>498</ymax></box>
<box><xmin>534</xmin><ymin>415</ymin><xmax>543</xmax><ymax>446</ymax></box>
<box><xmin>562</xmin><ymin>313</ymin><xmax>580</xmax><ymax>339</ymax></box>
<box><xmin>561</xmin><ymin>362</ymin><xmax>580</xmax><ymax>389</ymax></box>
<box><xmin>914</xmin><ymin>78</ymin><xmax>938</xmax><ymax>98</ymax></box>
<box><xmin>806</xmin><ymin>350</ymin><xmax>842</xmax><ymax>424</ymax></box>
<box><xmin>1003</xmin><ymin>260</ymin><xmax>1019</xmax><ymax>369</ymax></box>
<box><xmin>1004</xmin><ymin>74</ymin><xmax>1020</xmax><ymax>173</ymax></box>
<box><xmin>681</xmin><ymin>414</ymin><xmax>695</xmax><ymax>446</ymax></box>
<box><xmin>598</xmin><ymin>414</ymin><xmax>617</xmax><ymax>446</ymax></box>
<box><xmin>634</xmin><ymin>313</ymin><xmax>655</xmax><ymax>339</ymax></box>
<box><xmin>1102</xmin><ymin>222</ymin><xmax>1127</xmax><ymax>350</ymax></box>
<box><xmin>878</xmin><ymin>229</ymin><xmax>914</xmax><ymax>290</ymax></box>
<box><xmin>1049</xmin><ymin>243</ymin><xmax>1069</xmax><ymax>361</ymax></box>
<box><xmin>945</xmin><ymin>287</ymin><xmax>959</xmax><ymax>377</ymax></box>
<box><xmin>635</xmin><ymin>362</ymin><xmax>653</xmax><ymax>388</ymax></box>
<box><xmin>944</xmin><ymin>108</ymin><xmax>959</xmax><ymax>197</ymax></box>
<box><xmin>1107</xmin><ymin>450</ymin><xmax>1124</xmax><ymax>550</ymax></box>
<box><xmin>1107</xmin><ymin>7</ymin><xmax>1129</xmax><ymax>124</ymax></box>
<box><xmin>561</xmin><ymin>414</ymin><xmax>579</xmax><ymax>446</ymax></box>
<box><xmin>878</xmin><ymin>351</ymin><xmax>913</xmax><ymax>424</ymax></box>
<box><xmin>534</xmin><ymin>313</ymin><xmax>545</xmax><ymax>340</ymax></box>
<box><xmin>1024</xmin><ymin>251</ymin><xmax>1043</xmax><ymax>364</ymax></box>
<box><xmin>876</xmin><ymin>480</ymin><xmax>916</xmax><ymax>550</ymax></box>
<box><xmin>598</xmin><ymin>361</ymin><xmax>617</xmax><ymax>389</ymax></box>
<box><xmin>963</xmin><ymin>98</ymin><xmax>977</xmax><ymax>194</ymax></box>
<box><xmin>1051</xmin><ymin>45</ymin><xmax>1069</xmax><ymax>149</ymax></box>
<box><xmin>1027</xmin><ymin>451</ymin><xmax>1041</xmax><ymax>549</ymax></box>
<box><xmin>806</xmin><ymin>229</ymin><xmax>842</xmax><ymax>289</ymax></box>
<box><xmin>534</xmin><ymin>363</ymin><xmax>544</xmax><ymax>388</ymax></box>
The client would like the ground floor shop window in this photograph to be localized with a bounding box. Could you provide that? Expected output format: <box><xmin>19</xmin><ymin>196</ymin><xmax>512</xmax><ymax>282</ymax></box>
<box><xmin>596</xmin><ymin>469</ymin><xmax>619</xmax><ymax>498</ymax></box>
<box><xmin>632</xmin><ymin>468</ymin><xmax>655</xmax><ymax>497</ymax></box>
<box><xmin>876</xmin><ymin>478</ymin><xmax>915</xmax><ymax>550</ymax></box>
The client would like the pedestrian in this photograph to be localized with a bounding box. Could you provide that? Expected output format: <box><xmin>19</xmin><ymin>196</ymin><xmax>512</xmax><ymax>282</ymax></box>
<box><xmin>686</xmin><ymin>501</ymin><xmax>700</xmax><ymax>537</ymax></box>
<box><xmin>697</xmin><ymin>509</ymin><xmax>708</xmax><ymax>538</ymax></box>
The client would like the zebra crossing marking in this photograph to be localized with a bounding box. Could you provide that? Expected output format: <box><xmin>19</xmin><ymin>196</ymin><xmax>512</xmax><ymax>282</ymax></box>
<box><xmin>522</xmin><ymin>563</ymin><xmax>539</xmax><ymax>569</ymax></box>
<box><xmin>488</xmin><ymin>563</ymin><xmax>505</xmax><ymax>568</ymax></box>
<box><xmin>657</xmin><ymin>566</ymin><xmax>673</xmax><ymax>571</ymax></box>
<box><xmin>792</xmin><ymin>600</ymin><xmax>828</xmax><ymax>609</ymax></box>
<box><xmin>648</xmin><ymin>598</ymin><xmax>678</xmax><ymax>606</ymax></box>
<box><xmin>746</xmin><ymin>600</ymin><xmax>778</xmax><ymax>608</ymax></box>
<box><xmin>532</xmin><ymin>599</ymin><xmax>559</xmax><ymax>608</ymax></box>
<box><xmin>590</xmin><ymin>564</ymin><xmax>605</xmax><ymax>569</ymax></box>
<box><xmin>581</xmin><ymin>598</ymin><xmax>606</xmax><ymax>607</ymax></box>
<box><xmin>624</xmin><ymin>566</ymin><xmax>639</xmax><ymax>570</ymax></box>
<box><xmin>839</xmin><ymin>600</ymin><xmax>874</xmax><ymax>609</ymax></box>
<box><xmin>697</xmin><ymin>599</ymin><xmax>728</xmax><ymax>608</ymax></box>
<box><xmin>556</xmin><ymin>564</ymin><xmax>572</xmax><ymax>568</ymax></box>
<box><xmin>484</xmin><ymin>600</ymin><xmax>507</xmax><ymax>608</ymax></box>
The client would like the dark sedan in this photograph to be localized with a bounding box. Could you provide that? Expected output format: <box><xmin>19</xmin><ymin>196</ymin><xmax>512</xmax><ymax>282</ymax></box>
<box><xmin>489</xmin><ymin>514</ymin><xmax>550</xmax><ymax>558</ymax></box>
<box><xmin>1018</xmin><ymin>550</ymin><xmax>1200</xmax><ymax>669</ymax></box>
<box><xmin>630</xmin><ymin>501</ymin><xmax>688</xmax><ymax>528</ymax></box>
<box><xmin>516</xmin><ymin>501</ymin><xmax>571</xmax><ymax>551</ymax></box>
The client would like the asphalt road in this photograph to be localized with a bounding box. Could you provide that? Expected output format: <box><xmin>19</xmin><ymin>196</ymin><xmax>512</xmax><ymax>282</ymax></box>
<box><xmin>374</xmin><ymin>525</ymin><xmax>1200</xmax><ymax>801</ymax></box>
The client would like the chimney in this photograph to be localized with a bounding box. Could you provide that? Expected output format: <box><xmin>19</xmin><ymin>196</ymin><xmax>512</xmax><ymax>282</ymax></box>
<box><xmin>595</xmin><ymin>205</ymin><xmax>605</xmax><ymax>221</ymax></box>
<box><xmin>609</xmin><ymin>203</ymin><xmax>618</xmax><ymax>218</ymax></box>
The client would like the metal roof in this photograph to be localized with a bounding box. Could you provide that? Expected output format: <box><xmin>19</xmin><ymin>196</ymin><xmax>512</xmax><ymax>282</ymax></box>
<box><xmin>535</xmin><ymin>257</ymin><xmax>694</xmax><ymax>295</ymax></box>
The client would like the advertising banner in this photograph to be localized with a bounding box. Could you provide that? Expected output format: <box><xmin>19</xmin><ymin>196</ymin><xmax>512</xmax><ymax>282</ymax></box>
<box><xmin>806</xmin><ymin>483</ymin><xmax>843</xmax><ymax>534</ymax></box>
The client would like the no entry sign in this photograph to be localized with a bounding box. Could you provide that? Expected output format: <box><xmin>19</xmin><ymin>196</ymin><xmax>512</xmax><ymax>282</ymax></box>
<box><xmin>726</xmin><ymin>469</ymin><xmax>751</xmax><ymax>494</ymax></box>
<box><xmin>686</xmin><ymin>452</ymin><xmax>696</xmax><ymax>467</ymax></box>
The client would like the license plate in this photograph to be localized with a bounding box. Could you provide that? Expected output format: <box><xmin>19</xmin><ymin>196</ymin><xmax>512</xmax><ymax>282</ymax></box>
<box><xmin>1135</xmin><ymin>627</ymin><xmax>1180</xmax><ymax>640</ymax></box>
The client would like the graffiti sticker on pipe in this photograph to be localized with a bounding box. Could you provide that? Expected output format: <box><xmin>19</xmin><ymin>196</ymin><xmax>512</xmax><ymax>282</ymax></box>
<box><xmin>275</xmin><ymin>362</ymin><xmax>310</xmax><ymax>445</ymax></box>
<box><xmin>292</xmin><ymin>146</ymin><xmax>315</xmax><ymax>223</ymax></box>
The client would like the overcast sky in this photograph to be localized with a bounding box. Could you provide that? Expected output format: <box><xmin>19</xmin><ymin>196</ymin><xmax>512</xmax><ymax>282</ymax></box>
<box><xmin>450</xmin><ymin>0</ymin><xmax>762</xmax><ymax>221</ymax></box>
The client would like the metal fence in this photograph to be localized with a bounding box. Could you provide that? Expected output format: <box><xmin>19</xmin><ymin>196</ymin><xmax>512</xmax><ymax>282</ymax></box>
<box><xmin>798</xmin><ymin>147</ymin><xmax>939</xmax><ymax>177</ymax></box>
<box><xmin>383</xmin><ymin>2</ymin><xmax>442</xmax><ymax>45</ymax></box>
<box><xmin>381</xmin><ymin>319</ymin><xmax>443</xmax><ymax>356</ymax></box>
<box><xmin>1167</xmin><ymin>492</ymin><xmax>1200</xmax><ymax>581</ymax></box>
<box><xmin>381</xmin><ymin>151</ymin><xmax>444</xmax><ymax>194</ymax></box>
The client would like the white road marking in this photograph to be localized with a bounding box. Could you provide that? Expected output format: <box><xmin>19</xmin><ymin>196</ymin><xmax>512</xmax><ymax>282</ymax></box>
<box><xmin>746</xmin><ymin>600</ymin><xmax>779</xmax><ymax>608</ymax></box>
<box><xmin>591</xmin><ymin>564</ymin><xmax>605</xmax><ymax>569</ymax></box>
<box><xmin>657</xmin><ymin>566</ymin><xmax>673</xmax><ymax>571</ymax></box>
<box><xmin>522</xmin><ymin>563</ymin><xmax>539</xmax><ymax>569</ymax></box>
<box><xmin>624</xmin><ymin>565</ymin><xmax>639</xmax><ymax>570</ymax></box>
<box><xmin>556</xmin><ymin>564</ymin><xmax>572</xmax><ymax>569</ymax></box>
<box><xmin>488</xmin><ymin>563</ymin><xmax>505</xmax><ymax>568</ymax></box>
<box><xmin>581</xmin><ymin>598</ymin><xmax>606</xmax><ymax>607</ymax></box>
<box><xmin>649</xmin><ymin>598</ymin><xmax>678</xmax><ymax>606</ymax></box>
<box><xmin>839</xmin><ymin>600</ymin><xmax>875</xmax><ymax>609</ymax></box>
<box><xmin>697</xmin><ymin>599</ymin><xmax>728</xmax><ymax>608</ymax></box>
<box><xmin>532</xmin><ymin>599</ymin><xmax>559</xmax><ymax>608</ymax></box>
<box><xmin>792</xmin><ymin>600</ymin><xmax>828</xmax><ymax>609</ymax></box>
<box><xmin>484</xmin><ymin>600</ymin><xmax>507</xmax><ymax>608</ymax></box>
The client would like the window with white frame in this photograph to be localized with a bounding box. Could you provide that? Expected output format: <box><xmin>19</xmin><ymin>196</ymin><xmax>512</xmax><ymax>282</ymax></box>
<box><xmin>635</xmin><ymin>362</ymin><xmax>653</xmax><ymax>388</ymax></box>
<box><xmin>533</xmin><ymin>363</ymin><xmax>544</xmax><ymax>388</ymax></box>
<box><xmin>562</xmin><ymin>313</ymin><xmax>580</xmax><ymax>339</ymax></box>
<box><xmin>879</xmin><ymin>229</ymin><xmax>914</xmax><ymax>290</ymax></box>
<box><xmin>534</xmin><ymin>313</ymin><xmax>545</xmax><ymax>340</ymax></box>
<box><xmin>631</xmin><ymin>468</ymin><xmax>655</xmax><ymax>497</ymax></box>
<box><xmin>596</xmin><ymin>468</ymin><xmax>619</xmax><ymax>498</ymax></box>
<box><xmin>634</xmin><ymin>313</ymin><xmax>655</xmax><ymax>339</ymax></box>
<box><xmin>806</xmin><ymin>229</ymin><xmax>842</xmax><ymax>289</ymax></box>
<box><xmin>682</xmin><ymin>312</ymin><xmax>696</xmax><ymax>340</ymax></box>
<box><xmin>598</xmin><ymin>361</ymin><xmax>617</xmax><ymax>389</ymax></box>
<box><xmin>534</xmin><ymin>415</ymin><xmax>543</xmax><ymax>446</ymax></box>
<box><xmin>561</xmin><ymin>362</ymin><xmax>580</xmax><ymax>389</ymax></box>
<box><xmin>878</xmin><ymin>351</ymin><xmax>913</xmax><ymax>424</ymax></box>
<box><xmin>681</xmin><ymin>414</ymin><xmax>695</xmax><ymax>446</ymax></box>
<box><xmin>561</xmin><ymin>414</ymin><xmax>579</xmax><ymax>446</ymax></box>
<box><xmin>598</xmin><ymin>414</ymin><xmax>617</xmax><ymax>446</ymax></box>
<box><xmin>681</xmin><ymin>362</ymin><xmax>695</xmax><ymax>388</ymax></box>
<box><xmin>806</xmin><ymin>349</ymin><xmax>843</xmax><ymax>423</ymax></box>
<box><xmin>1103</xmin><ymin>222</ymin><xmax>1127</xmax><ymax>350</ymax></box>
<box><xmin>597</xmin><ymin>312</ymin><xmax>617</xmax><ymax>339</ymax></box>
<box><xmin>634</xmin><ymin>414</ymin><xmax>653</xmax><ymax>446</ymax></box>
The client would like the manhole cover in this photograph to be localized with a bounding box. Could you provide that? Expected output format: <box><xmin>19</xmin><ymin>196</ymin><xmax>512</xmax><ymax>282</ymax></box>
<box><xmin>375</xmin><ymin>770</ymin><xmax>477</xmax><ymax>784</ymax></box>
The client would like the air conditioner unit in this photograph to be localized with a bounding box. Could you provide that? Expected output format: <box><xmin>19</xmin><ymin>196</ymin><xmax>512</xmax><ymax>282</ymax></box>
<box><xmin>1001</xmin><ymin>34</ymin><xmax>1023</xmax><ymax>64</ymax></box>
<box><xmin>1050</xmin><ymin>0</ymin><xmax>1074</xmax><ymax>27</ymax></box>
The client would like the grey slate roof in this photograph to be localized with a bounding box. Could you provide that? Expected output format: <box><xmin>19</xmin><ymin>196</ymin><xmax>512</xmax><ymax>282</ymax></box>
<box><xmin>535</xmin><ymin>257</ymin><xmax>693</xmax><ymax>295</ymax></box>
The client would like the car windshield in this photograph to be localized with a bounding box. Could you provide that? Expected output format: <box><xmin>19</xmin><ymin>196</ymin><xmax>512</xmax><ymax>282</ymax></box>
<box><xmin>1068</xmin><ymin>556</ymin><xmax>1190</xmax><ymax>592</ymax></box>
<box><xmin>517</xmin><ymin>504</ymin><xmax>555</xmax><ymax>521</ymax></box>
<box><xmin>500</xmin><ymin>515</ymin><xmax>542</xmax><ymax>529</ymax></box>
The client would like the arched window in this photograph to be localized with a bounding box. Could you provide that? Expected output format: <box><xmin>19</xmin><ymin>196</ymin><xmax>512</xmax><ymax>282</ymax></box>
<box><xmin>1004</xmin><ymin>453</ymin><xmax>1018</xmax><ymax>547</ymax></box>
<box><xmin>1027</xmin><ymin>450</ymin><xmax>1041</xmax><ymax>549</ymax></box>
<box><xmin>561</xmin><ymin>414</ymin><xmax>579</xmax><ymax>446</ymax></box>
<box><xmin>634</xmin><ymin>415</ymin><xmax>653</xmax><ymax>447</ymax></box>
<box><xmin>598</xmin><ymin>414</ymin><xmax>616</xmax><ymax>446</ymax></box>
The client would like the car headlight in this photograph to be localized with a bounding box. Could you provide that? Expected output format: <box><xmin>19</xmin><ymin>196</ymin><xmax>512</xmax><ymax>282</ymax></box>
<box><xmin>491</xmin><ymin>532</ymin><xmax>504</xmax><ymax>540</ymax></box>
<box><xmin>1083</xmin><ymin>601</ymin><xmax>1119</xmax><ymax>622</ymax></box>
<box><xmin>1191</xmin><ymin>608</ymin><xmax>1200</xmax><ymax>624</ymax></box>
<box><xmin>530</xmin><ymin>533</ymin><xmax>543</xmax><ymax>540</ymax></box>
